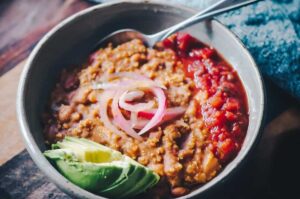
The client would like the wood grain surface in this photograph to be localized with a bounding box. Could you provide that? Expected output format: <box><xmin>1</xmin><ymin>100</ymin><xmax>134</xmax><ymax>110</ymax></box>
<box><xmin>0</xmin><ymin>0</ymin><xmax>89</xmax><ymax>76</ymax></box>
<box><xmin>0</xmin><ymin>0</ymin><xmax>91</xmax><ymax>163</ymax></box>
<box><xmin>0</xmin><ymin>61</ymin><xmax>25</xmax><ymax>164</ymax></box>
<box><xmin>0</xmin><ymin>0</ymin><xmax>90</xmax><ymax>163</ymax></box>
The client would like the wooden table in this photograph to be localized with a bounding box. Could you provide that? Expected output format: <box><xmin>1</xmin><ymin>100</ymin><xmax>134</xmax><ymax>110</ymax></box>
<box><xmin>1</xmin><ymin>0</ymin><xmax>300</xmax><ymax>198</ymax></box>
<box><xmin>0</xmin><ymin>0</ymin><xmax>91</xmax><ymax>165</ymax></box>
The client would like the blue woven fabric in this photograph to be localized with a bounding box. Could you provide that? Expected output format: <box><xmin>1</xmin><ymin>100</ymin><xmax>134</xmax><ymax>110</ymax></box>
<box><xmin>170</xmin><ymin>0</ymin><xmax>300</xmax><ymax>99</ymax></box>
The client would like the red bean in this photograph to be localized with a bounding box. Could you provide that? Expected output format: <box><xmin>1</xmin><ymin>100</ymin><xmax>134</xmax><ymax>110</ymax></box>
<box><xmin>171</xmin><ymin>187</ymin><xmax>189</xmax><ymax>197</ymax></box>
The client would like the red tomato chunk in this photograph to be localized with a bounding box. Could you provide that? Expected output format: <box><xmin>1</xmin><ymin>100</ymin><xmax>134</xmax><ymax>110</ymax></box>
<box><xmin>162</xmin><ymin>33</ymin><xmax>248</xmax><ymax>163</ymax></box>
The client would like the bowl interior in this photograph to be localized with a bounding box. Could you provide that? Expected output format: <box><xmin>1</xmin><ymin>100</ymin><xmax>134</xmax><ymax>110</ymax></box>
<box><xmin>18</xmin><ymin>1</ymin><xmax>264</xmax><ymax>199</ymax></box>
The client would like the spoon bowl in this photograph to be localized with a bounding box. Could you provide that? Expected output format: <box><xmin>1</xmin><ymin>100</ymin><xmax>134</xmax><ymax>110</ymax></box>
<box><xmin>98</xmin><ymin>29</ymin><xmax>146</xmax><ymax>47</ymax></box>
<box><xmin>96</xmin><ymin>0</ymin><xmax>259</xmax><ymax>48</ymax></box>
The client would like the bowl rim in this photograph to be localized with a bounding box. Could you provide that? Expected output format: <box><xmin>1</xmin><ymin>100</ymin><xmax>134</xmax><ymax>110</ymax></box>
<box><xmin>16</xmin><ymin>0</ymin><xmax>266</xmax><ymax>198</ymax></box>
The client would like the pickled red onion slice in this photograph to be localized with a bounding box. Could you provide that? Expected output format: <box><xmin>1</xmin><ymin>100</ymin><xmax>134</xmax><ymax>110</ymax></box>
<box><xmin>96</xmin><ymin>72</ymin><xmax>170</xmax><ymax>139</ymax></box>
<box><xmin>138</xmin><ymin>107</ymin><xmax>186</xmax><ymax>120</ymax></box>
<box><xmin>119</xmin><ymin>90</ymin><xmax>154</xmax><ymax>112</ymax></box>
<box><xmin>99</xmin><ymin>91</ymin><xmax>126</xmax><ymax>138</ymax></box>
<box><xmin>130</xmin><ymin>112</ymin><xmax>138</xmax><ymax>128</ymax></box>
<box><xmin>130</xmin><ymin>112</ymin><xmax>149</xmax><ymax>129</ymax></box>
<box><xmin>138</xmin><ymin>88</ymin><xmax>166</xmax><ymax>135</ymax></box>
<box><xmin>133</xmin><ymin>107</ymin><xmax>186</xmax><ymax>129</ymax></box>
<box><xmin>111</xmin><ymin>90</ymin><xmax>143</xmax><ymax>141</ymax></box>
<box><xmin>121</xmin><ymin>90</ymin><xmax>144</xmax><ymax>101</ymax></box>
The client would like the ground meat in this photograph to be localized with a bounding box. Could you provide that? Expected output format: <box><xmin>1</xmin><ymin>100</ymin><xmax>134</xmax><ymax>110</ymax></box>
<box><xmin>44</xmin><ymin>36</ymin><xmax>248</xmax><ymax>198</ymax></box>
<box><xmin>58</xmin><ymin>105</ymin><xmax>74</xmax><ymax>122</ymax></box>
<box><xmin>71</xmin><ymin>87</ymin><xmax>92</xmax><ymax>104</ymax></box>
<box><xmin>162</xmin><ymin>124</ymin><xmax>183</xmax><ymax>187</ymax></box>
<box><xmin>166</xmin><ymin>85</ymin><xmax>192</xmax><ymax>107</ymax></box>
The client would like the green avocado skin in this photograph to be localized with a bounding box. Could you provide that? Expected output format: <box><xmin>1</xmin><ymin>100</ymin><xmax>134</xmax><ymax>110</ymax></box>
<box><xmin>121</xmin><ymin>169</ymin><xmax>159</xmax><ymax>199</ymax></box>
<box><xmin>44</xmin><ymin>137</ymin><xmax>160</xmax><ymax>198</ymax></box>
<box><xmin>101</xmin><ymin>163</ymin><xmax>134</xmax><ymax>191</ymax></box>
<box><xmin>99</xmin><ymin>164</ymin><xmax>146</xmax><ymax>198</ymax></box>
<box><xmin>55</xmin><ymin>160</ymin><xmax>126</xmax><ymax>192</ymax></box>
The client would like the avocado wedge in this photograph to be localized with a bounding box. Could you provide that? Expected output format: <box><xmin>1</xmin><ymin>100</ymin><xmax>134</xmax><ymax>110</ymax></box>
<box><xmin>99</xmin><ymin>162</ymin><xmax>146</xmax><ymax>198</ymax></box>
<box><xmin>44</xmin><ymin>148</ymin><xmax>131</xmax><ymax>192</ymax></box>
<box><xmin>121</xmin><ymin>167</ymin><xmax>160</xmax><ymax>198</ymax></box>
<box><xmin>56</xmin><ymin>159</ymin><xmax>128</xmax><ymax>192</ymax></box>
<box><xmin>44</xmin><ymin>136</ymin><xmax>160</xmax><ymax>198</ymax></box>
<box><xmin>53</xmin><ymin>137</ymin><xmax>122</xmax><ymax>163</ymax></box>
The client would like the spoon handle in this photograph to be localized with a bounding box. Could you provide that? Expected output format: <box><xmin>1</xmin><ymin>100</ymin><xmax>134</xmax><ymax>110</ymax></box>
<box><xmin>149</xmin><ymin>0</ymin><xmax>259</xmax><ymax>45</ymax></box>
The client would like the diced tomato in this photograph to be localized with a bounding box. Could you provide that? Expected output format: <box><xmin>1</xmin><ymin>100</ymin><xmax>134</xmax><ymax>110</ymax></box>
<box><xmin>182</xmin><ymin>59</ymin><xmax>196</xmax><ymax>78</ymax></box>
<box><xmin>138</xmin><ymin>111</ymin><xmax>154</xmax><ymax>120</ymax></box>
<box><xmin>208</xmin><ymin>94</ymin><xmax>224</xmax><ymax>109</ymax></box>
<box><xmin>190</xmin><ymin>47</ymin><xmax>215</xmax><ymax>59</ymax></box>
<box><xmin>161</xmin><ymin>33</ymin><xmax>248</xmax><ymax>164</ymax></box>
<box><xmin>177</xmin><ymin>33</ymin><xmax>193</xmax><ymax>52</ymax></box>
<box><xmin>162</xmin><ymin>37</ymin><xmax>176</xmax><ymax>50</ymax></box>
<box><xmin>219</xmin><ymin>138</ymin><xmax>236</xmax><ymax>162</ymax></box>
<box><xmin>223</xmin><ymin>98</ymin><xmax>240</xmax><ymax>112</ymax></box>
<box><xmin>201</xmin><ymin>47</ymin><xmax>215</xmax><ymax>59</ymax></box>
<box><xmin>176</xmin><ymin>33</ymin><xmax>201</xmax><ymax>54</ymax></box>
<box><xmin>225</xmin><ymin>111</ymin><xmax>237</xmax><ymax>122</ymax></box>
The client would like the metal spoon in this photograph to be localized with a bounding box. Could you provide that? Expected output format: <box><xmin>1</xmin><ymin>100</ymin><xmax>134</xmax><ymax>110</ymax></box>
<box><xmin>97</xmin><ymin>0</ymin><xmax>259</xmax><ymax>48</ymax></box>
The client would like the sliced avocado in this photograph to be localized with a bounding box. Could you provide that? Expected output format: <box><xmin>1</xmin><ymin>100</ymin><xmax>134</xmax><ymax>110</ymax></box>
<box><xmin>121</xmin><ymin>168</ymin><xmax>160</xmax><ymax>198</ymax></box>
<box><xmin>64</xmin><ymin>136</ymin><xmax>118</xmax><ymax>155</ymax></box>
<box><xmin>55</xmin><ymin>137</ymin><xmax>122</xmax><ymax>163</ymax></box>
<box><xmin>103</xmin><ymin>161</ymin><xmax>134</xmax><ymax>190</ymax></box>
<box><xmin>139</xmin><ymin>171</ymin><xmax>160</xmax><ymax>195</ymax></box>
<box><xmin>45</xmin><ymin>148</ymin><xmax>132</xmax><ymax>192</ymax></box>
<box><xmin>56</xmin><ymin>159</ymin><xmax>128</xmax><ymax>192</ymax></box>
<box><xmin>44</xmin><ymin>148</ymin><xmax>77</xmax><ymax>161</ymax></box>
<box><xmin>148</xmin><ymin>172</ymin><xmax>160</xmax><ymax>189</ymax></box>
<box><xmin>99</xmin><ymin>164</ymin><xmax>146</xmax><ymax>198</ymax></box>
<box><xmin>44</xmin><ymin>137</ymin><xmax>160</xmax><ymax>198</ymax></box>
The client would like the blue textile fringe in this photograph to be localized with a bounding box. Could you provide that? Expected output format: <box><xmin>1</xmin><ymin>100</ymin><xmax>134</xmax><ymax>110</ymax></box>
<box><xmin>171</xmin><ymin>0</ymin><xmax>300</xmax><ymax>99</ymax></box>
